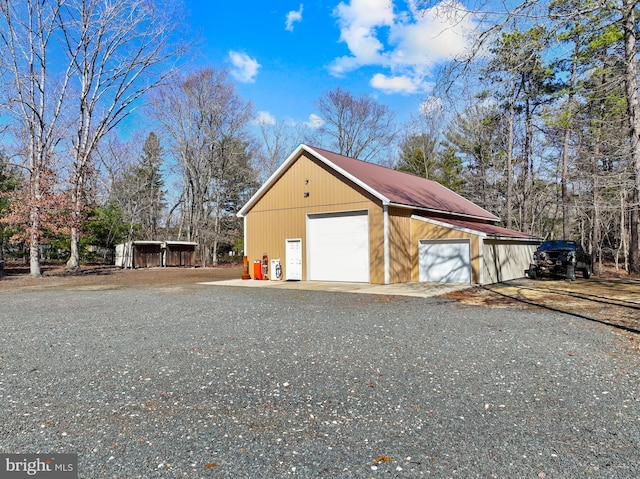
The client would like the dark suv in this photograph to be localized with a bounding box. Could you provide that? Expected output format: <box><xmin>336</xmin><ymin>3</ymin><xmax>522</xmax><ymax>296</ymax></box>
<box><xmin>528</xmin><ymin>240</ymin><xmax>591</xmax><ymax>281</ymax></box>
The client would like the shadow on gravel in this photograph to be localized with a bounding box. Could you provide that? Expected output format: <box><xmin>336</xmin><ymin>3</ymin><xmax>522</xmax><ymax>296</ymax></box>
<box><xmin>480</xmin><ymin>284</ymin><xmax>640</xmax><ymax>335</ymax></box>
<box><xmin>506</xmin><ymin>283</ymin><xmax>640</xmax><ymax>310</ymax></box>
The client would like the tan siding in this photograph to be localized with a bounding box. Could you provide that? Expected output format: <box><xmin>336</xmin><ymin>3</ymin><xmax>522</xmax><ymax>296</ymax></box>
<box><xmin>388</xmin><ymin>208</ymin><xmax>412</xmax><ymax>283</ymax></box>
<box><xmin>250</xmin><ymin>152</ymin><xmax>375</xmax><ymax>213</ymax></box>
<box><xmin>368</xmin><ymin>207</ymin><xmax>384</xmax><ymax>284</ymax></box>
<box><xmin>410</xmin><ymin>218</ymin><xmax>481</xmax><ymax>283</ymax></box>
<box><xmin>245</xmin><ymin>152</ymin><xmax>384</xmax><ymax>282</ymax></box>
<box><xmin>482</xmin><ymin>240</ymin><xmax>538</xmax><ymax>284</ymax></box>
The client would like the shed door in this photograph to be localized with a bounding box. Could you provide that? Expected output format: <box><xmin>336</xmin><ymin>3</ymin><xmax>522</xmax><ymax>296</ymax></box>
<box><xmin>285</xmin><ymin>238</ymin><xmax>302</xmax><ymax>281</ymax></box>
<box><xmin>419</xmin><ymin>239</ymin><xmax>471</xmax><ymax>283</ymax></box>
<box><xmin>307</xmin><ymin>211</ymin><xmax>369</xmax><ymax>282</ymax></box>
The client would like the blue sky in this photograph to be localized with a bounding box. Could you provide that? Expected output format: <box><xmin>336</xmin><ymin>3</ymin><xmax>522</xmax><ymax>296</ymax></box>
<box><xmin>183</xmin><ymin>0</ymin><xmax>479</xmax><ymax>130</ymax></box>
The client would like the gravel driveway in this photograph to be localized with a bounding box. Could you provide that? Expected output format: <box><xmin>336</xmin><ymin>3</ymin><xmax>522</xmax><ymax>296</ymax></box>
<box><xmin>1</xmin><ymin>284</ymin><xmax>638</xmax><ymax>478</ymax></box>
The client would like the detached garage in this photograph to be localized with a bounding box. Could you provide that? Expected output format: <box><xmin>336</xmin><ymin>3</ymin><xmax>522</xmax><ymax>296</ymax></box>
<box><xmin>238</xmin><ymin>144</ymin><xmax>540</xmax><ymax>285</ymax></box>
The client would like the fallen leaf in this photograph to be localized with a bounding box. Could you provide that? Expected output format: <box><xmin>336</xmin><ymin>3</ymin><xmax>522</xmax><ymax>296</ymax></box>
<box><xmin>204</xmin><ymin>463</ymin><xmax>217</xmax><ymax>469</ymax></box>
<box><xmin>373</xmin><ymin>455</ymin><xmax>392</xmax><ymax>463</ymax></box>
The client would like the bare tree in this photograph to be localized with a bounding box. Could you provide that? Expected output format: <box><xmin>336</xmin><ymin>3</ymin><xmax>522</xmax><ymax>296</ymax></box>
<box><xmin>254</xmin><ymin>118</ymin><xmax>304</xmax><ymax>181</ymax></box>
<box><xmin>0</xmin><ymin>0</ymin><xmax>70</xmax><ymax>276</ymax></box>
<box><xmin>621</xmin><ymin>0</ymin><xmax>640</xmax><ymax>274</ymax></box>
<box><xmin>315</xmin><ymin>87</ymin><xmax>397</xmax><ymax>163</ymax></box>
<box><xmin>0</xmin><ymin>0</ymin><xmax>186</xmax><ymax>275</ymax></box>
<box><xmin>60</xmin><ymin>0</ymin><xmax>187</xmax><ymax>270</ymax></box>
<box><xmin>152</xmin><ymin>68</ymin><xmax>256</xmax><ymax>266</ymax></box>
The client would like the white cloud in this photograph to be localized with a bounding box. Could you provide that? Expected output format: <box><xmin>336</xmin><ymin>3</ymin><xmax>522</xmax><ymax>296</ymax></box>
<box><xmin>228</xmin><ymin>50</ymin><xmax>261</xmax><ymax>83</ymax></box>
<box><xmin>304</xmin><ymin>114</ymin><xmax>323</xmax><ymax>129</ymax></box>
<box><xmin>389</xmin><ymin>1</ymin><xmax>474</xmax><ymax>66</ymax></box>
<box><xmin>254</xmin><ymin>111</ymin><xmax>277</xmax><ymax>125</ymax></box>
<box><xmin>285</xmin><ymin>4</ymin><xmax>304</xmax><ymax>32</ymax></box>
<box><xmin>330</xmin><ymin>0</ymin><xmax>393</xmax><ymax>74</ymax></box>
<box><xmin>329</xmin><ymin>0</ymin><xmax>478</xmax><ymax>94</ymax></box>
<box><xmin>370</xmin><ymin>73</ymin><xmax>430</xmax><ymax>94</ymax></box>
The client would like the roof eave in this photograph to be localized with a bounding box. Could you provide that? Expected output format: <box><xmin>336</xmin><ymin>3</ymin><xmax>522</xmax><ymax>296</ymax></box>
<box><xmin>485</xmin><ymin>235</ymin><xmax>543</xmax><ymax>243</ymax></box>
<box><xmin>411</xmin><ymin>215</ymin><xmax>488</xmax><ymax>236</ymax></box>
<box><xmin>411</xmin><ymin>215</ymin><xmax>540</xmax><ymax>241</ymax></box>
<box><xmin>396</xmin><ymin>203</ymin><xmax>500</xmax><ymax>223</ymax></box>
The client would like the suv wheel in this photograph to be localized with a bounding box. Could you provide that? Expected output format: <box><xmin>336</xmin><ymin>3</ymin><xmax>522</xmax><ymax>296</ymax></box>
<box><xmin>582</xmin><ymin>265</ymin><xmax>591</xmax><ymax>279</ymax></box>
<box><xmin>528</xmin><ymin>264</ymin><xmax>538</xmax><ymax>280</ymax></box>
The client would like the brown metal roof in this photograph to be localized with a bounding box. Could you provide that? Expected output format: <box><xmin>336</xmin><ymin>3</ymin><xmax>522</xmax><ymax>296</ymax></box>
<box><xmin>307</xmin><ymin>146</ymin><xmax>499</xmax><ymax>222</ymax></box>
<box><xmin>414</xmin><ymin>215</ymin><xmax>540</xmax><ymax>240</ymax></box>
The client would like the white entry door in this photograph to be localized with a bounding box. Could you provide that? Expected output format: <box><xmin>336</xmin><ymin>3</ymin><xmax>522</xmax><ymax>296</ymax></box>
<box><xmin>285</xmin><ymin>238</ymin><xmax>302</xmax><ymax>281</ymax></box>
<box><xmin>419</xmin><ymin>239</ymin><xmax>471</xmax><ymax>283</ymax></box>
<box><xmin>307</xmin><ymin>211</ymin><xmax>369</xmax><ymax>282</ymax></box>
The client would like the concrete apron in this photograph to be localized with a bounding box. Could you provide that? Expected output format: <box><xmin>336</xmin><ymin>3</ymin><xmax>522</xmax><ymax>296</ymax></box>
<box><xmin>201</xmin><ymin>279</ymin><xmax>473</xmax><ymax>299</ymax></box>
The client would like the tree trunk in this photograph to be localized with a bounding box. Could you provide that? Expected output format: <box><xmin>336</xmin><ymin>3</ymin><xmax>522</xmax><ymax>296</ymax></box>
<box><xmin>623</xmin><ymin>0</ymin><xmax>640</xmax><ymax>274</ymax></box>
<box><xmin>29</xmin><ymin>218</ymin><xmax>41</xmax><ymax>278</ymax></box>
<box><xmin>506</xmin><ymin>102</ymin><xmax>514</xmax><ymax>230</ymax></box>
<box><xmin>562</xmin><ymin>42</ymin><xmax>579</xmax><ymax>240</ymax></box>
<box><xmin>522</xmin><ymin>96</ymin><xmax>533</xmax><ymax>234</ymax></box>
<box><xmin>620</xmin><ymin>188</ymin><xmax>628</xmax><ymax>271</ymax></box>
<box><xmin>66</xmin><ymin>172</ymin><xmax>84</xmax><ymax>270</ymax></box>
<box><xmin>28</xmin><ymin>149</ymin><xmax>42</xmax><ymax>278</ymax></box>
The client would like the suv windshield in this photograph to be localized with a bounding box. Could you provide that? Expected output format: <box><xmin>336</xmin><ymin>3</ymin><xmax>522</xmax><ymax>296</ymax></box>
<box><xmin>538</xmin><ymin>240</ymin><xmax>578</xmax><ymax>251</ymax></box>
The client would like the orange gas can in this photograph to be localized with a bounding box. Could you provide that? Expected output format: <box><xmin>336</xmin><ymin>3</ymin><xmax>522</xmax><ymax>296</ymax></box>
<box><xmin>253</xmin><ymin>260</ymin><xmax>263</xmax><ymax>280</ymax></box>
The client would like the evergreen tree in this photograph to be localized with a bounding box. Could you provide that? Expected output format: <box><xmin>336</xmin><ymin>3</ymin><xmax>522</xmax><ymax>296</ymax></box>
<box><xmin>137</xmin><ymin>132</ymin><xmax>166</xmax><ymax>239</ymax></box>
<box><xmin>395</xmin><ymin>134</ymin><xmax>464</xmax><ymax>194</ymax></box>
<box><xmin>109</xmin><ymin>132</ymin><xmax>166</xmax><ymax>240</ymax></box>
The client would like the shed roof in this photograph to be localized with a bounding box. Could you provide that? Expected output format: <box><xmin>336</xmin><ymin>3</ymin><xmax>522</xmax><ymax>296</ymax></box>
<box><xmin>413</xmin><ymin>215</ymin><xmax>541</xmax><ymax>241</ymax></box>
<box><xmin>239</xmin><ymin>144</ymin><xmax>499</xmax><ymax>222</ymax></box>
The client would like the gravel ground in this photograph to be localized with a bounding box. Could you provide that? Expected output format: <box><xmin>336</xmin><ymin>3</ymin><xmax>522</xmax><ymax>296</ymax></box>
<box><xmin>1</xmin><ymin>284</ymin><xmax>639</xmax><ymax>478</ymax></box>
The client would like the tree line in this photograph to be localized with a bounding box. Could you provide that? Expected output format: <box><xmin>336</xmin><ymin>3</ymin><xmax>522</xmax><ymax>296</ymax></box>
<box><xmin>1</xmin><ymin>0</ymin><xmax>639</xmax><ymax>276</ymax></box>
<box><xmin>398</xmin><ymin>0</ymin><xmax>640</xmax><ymax>274</ymax></box>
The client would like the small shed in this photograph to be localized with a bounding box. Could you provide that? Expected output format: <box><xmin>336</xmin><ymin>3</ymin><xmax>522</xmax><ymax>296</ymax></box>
<box><xmin>164</xmin><ymin>241</ymin><xmax>198</xmax><ymax>267</ymax></box>
<box><xmin>238</xmin><ymin>144</ymin><xmax>541</xmax><ymax>285</ymax></box>
<box><xmin>115</xmin><ymin>241</ymin><xmax>198</xmax><ymax>268</ymax></box>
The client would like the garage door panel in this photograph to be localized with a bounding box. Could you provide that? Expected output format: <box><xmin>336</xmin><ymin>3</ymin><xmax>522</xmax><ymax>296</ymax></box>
<box><xmin>308</xmin><ymin>212</ymin><xmax>369</xmax><ymax>282</ymax></box>
<box><xmin>419</xmin><ymin>240</ymin><xmax>471</xmax><ymax>283</ymax></box>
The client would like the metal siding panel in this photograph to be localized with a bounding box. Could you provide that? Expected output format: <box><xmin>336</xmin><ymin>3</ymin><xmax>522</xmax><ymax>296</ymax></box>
<box><xmin>367</xmin><ymin>206</ymin><xmax>385</xmax><ymax>284</ymax></box>
<box><xmin>388</xmin><ymin>208</ymin><xmax>412</xmax><ymax>283</ymax></box>
<box><xmin>250</xmin><ymin>152</ymin><xmax>373</xmax><ymax>213</ymax></box>
<box><xmin>482</xmin><ymin>241</ymin><xmax>538</xmax><ymax>284</ymax></box>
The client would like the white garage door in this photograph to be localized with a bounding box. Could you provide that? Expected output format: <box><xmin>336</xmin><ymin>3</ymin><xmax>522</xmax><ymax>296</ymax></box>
<box><xmin>419</xmin><ymin>239</ymin><xmax>471</xmax><ymax>283</ymax></box>
<box><xmin>308</xmin><ymin>211</ymin><xmax>369</xmax><ymax>282</ymax></box>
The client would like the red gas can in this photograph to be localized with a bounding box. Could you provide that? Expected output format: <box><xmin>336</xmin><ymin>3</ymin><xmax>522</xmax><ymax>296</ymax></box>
<box><xmin>253</xmin><ymin>260</ymin><xmax>263</xmax><ymax>280</ymax></box>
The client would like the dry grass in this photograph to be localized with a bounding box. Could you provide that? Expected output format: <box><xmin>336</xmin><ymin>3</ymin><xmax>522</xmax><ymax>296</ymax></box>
<box><xmin>0</xmin><ymin>262</ymin><xmax>243</xmax><ymax>291</ymax></box>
